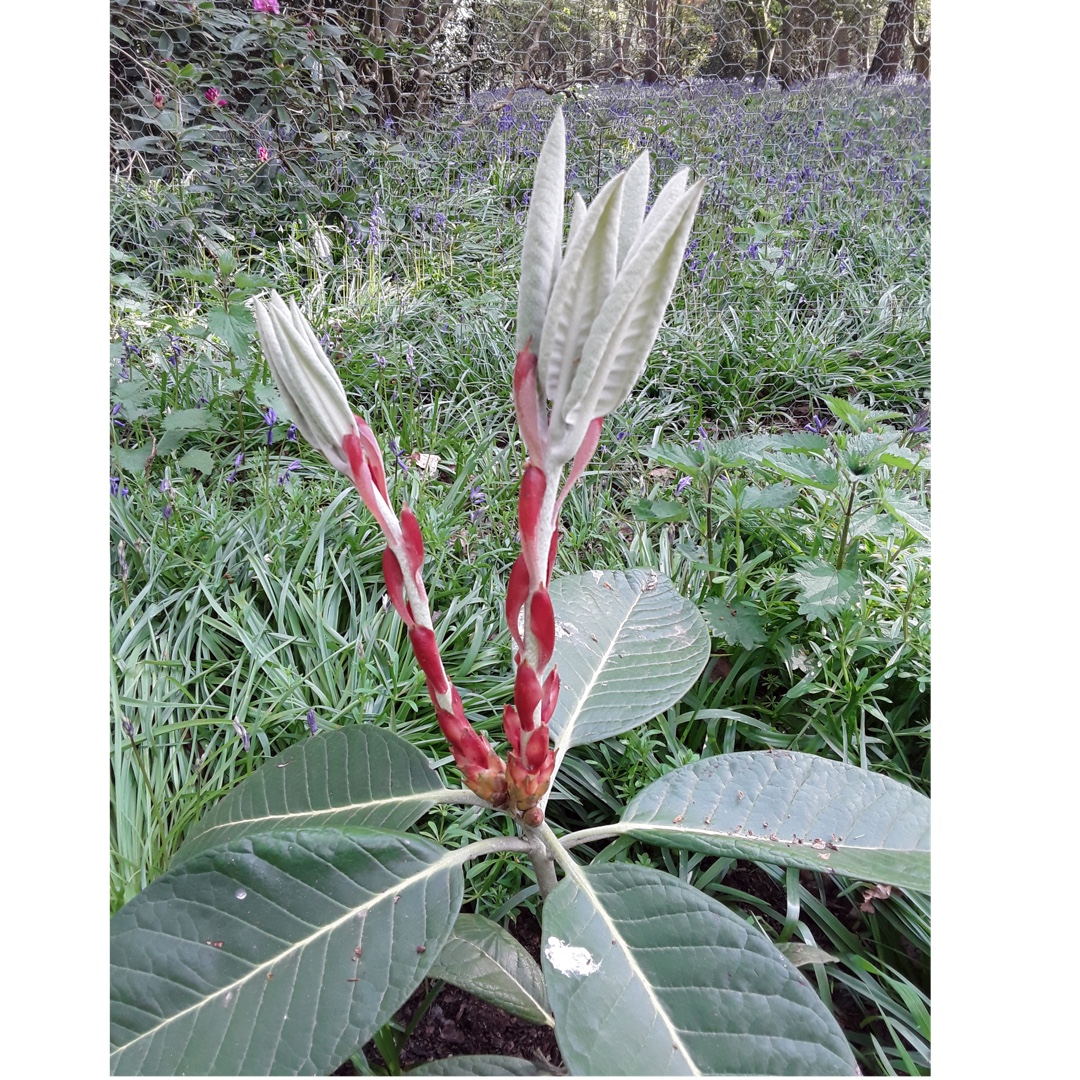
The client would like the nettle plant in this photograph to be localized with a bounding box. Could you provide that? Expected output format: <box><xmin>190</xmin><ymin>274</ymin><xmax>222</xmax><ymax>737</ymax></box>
<box><xmin>110</xmin><ymin>111</ymin><xmax>930</xmax><ymax>1077</ymax></box>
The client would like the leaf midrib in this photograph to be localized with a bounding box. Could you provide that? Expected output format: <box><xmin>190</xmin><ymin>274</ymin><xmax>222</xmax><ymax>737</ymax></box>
<box><xmin>558</xmin><ymin>861</ymin><xmax>701</xmax><ymax>1075</ymax></box>
<box><xmin>110</xmin><ymin>842</ymin><xmax>465</xmax><ymax>1062</ymax></box>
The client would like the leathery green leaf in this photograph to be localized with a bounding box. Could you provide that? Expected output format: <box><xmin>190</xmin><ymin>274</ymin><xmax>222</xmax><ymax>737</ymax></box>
<box><xmin>427</xmin><ymin>913</ymin><xmax>553</xmax><ymax>1027</ymax></box>
<box><xmin>621</xmin><ymin>751</ymin><xmax>930</xmax><ymax>893</ymax></box>
<box><xmin>542</xmin><ymin>863</ymin><xmax>857</xmax><ymax>1075</ymax></box>
<box><xmin>110</xmin><ymin>828</ymin><xmax>463</xmax><ymax>1075</ymax></box>
<box><xmin>173</xmin><ymin>724</ymin><xmax>452</xmax><ymax>864</ymax></box>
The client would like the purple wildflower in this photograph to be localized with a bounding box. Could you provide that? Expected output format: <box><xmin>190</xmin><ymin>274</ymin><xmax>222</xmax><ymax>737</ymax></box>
<box><xmin>227</xmin><ymin>451</ymin><xmax>245</xmax><ymax>483</ymax></box>
<box><xmin>167</xmin><ymin>334</ymin><xmax>183</xmax><ymax>367</ymax></box>
<box><xmin>162</xmin><ymin>503</ymin><xmax>173</xmax><ymax>521</ymax></box>
<box><xmin>122</xmin><ymin>719</ymin><xmax>135</xmax><ymax>739</ymax></box>
<box><xmin>676</xmin><ymin>476</ymin><xmax>692</xmax><ymax>495</ymax></box>
<box><xmin>277</xmin><ymin>460</ymin><xmax>302</xmax><ymax>484</ymax></box>
<box><xmin>804</xmin><ymin>415</ymin><xmax>827</xmax><ymax>434</ymax></box>
<box><xmin>306</xmin><ymin>709</ymin><xmax>318</xmax><ymax>735</ymax></box>
<box><xmin>263</xmin><ymin>407</ymin><xmax>276</xmax><ymax>445</ymax></box>
<box><xmin>388</xmin><ymin>439</ymin><xmax>409</xmax><ymax>471</ymax></box>
<box><xmin>286</xmin><ymin>423</ymin><xmax>297</xmax><ymax>441</ymax></box>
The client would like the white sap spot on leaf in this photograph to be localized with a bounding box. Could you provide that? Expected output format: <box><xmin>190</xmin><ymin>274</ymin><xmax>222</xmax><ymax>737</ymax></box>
<box><xmin>234</xmin><ymin>888</ymin><xmax>248</xmax><ymax>900</ymax></box>
<box><xmin>589</xmin><ymin>569</ymin><xmax>604</xmax><ymax>582</ymax></box>
<box><xmin>555</xmin><ymin>621</ymin><xmax>577</xmax><ymax>639</ymax></box>
<box><xmin>223</xmin><ymin>990</ymin><xmax>235</xmax><ymax>1006</ymax></box>
<box><xmin>545</xmin><ymin>936</ymin><xmax>600</xmax><ymax>976</ymax></box>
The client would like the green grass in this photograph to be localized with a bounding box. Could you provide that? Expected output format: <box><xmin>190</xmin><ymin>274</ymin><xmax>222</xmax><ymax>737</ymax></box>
<box><xmin>111</xmin><ymin>77</ymin><xmax>929</xmax><ymax>1075</ymax></box>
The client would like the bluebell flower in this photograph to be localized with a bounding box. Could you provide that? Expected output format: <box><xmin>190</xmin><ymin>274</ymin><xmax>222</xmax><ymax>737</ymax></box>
<box><xmin>227</xmin><ymin>451</ymin><xmax>244</xmax><ymax>483</ymax></box>
<box><xmin>162</xmin><ymin>503</ymin><xmax>173</xmax><ymax>521</ymax></box>
<box><xmin>804</xmin><ymin>415</ymin><xmax>827</xmax><ymax>434</ymax></box>
<box><xmin>676</xmin><ymin>476</ymin><xmax>692</xmax><ymax>495</ymax></box>
<box><xmin>388</xmin><ymin>438</ymin><xmax>409</xmax><ymax>471</ymax></box>
<box><xmin>263</xmin><ymin>407</ymin><xmax>277</xmax><ymax>445</ymax></box>
<box><xmin>287</xmin><ymin>423</ymin><xmax>297</xmax><ymax>441</ymax></box>
<box><xmin>278</xmin><ymin>460</ymin><xmax>302</xmax><ymax>484</ymax></box>
<box><xmin>306</xmin><ymin>709</ymin><xmax>318</xmax><ymax>735</ymax></box>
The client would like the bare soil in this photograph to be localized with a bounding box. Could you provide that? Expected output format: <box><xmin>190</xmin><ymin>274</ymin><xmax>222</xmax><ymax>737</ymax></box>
<box><xmin>333</xmin><ymin>911</ymin><xmax>563</xmax><ymax>1075</ymax></box>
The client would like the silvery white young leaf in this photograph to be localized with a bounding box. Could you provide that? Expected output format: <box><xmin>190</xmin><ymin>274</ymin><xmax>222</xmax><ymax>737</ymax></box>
<box><xmin>565</xmin><ymin>190</ymin><xmax>587</xmax><ymax>251</ymax></box>
<box><xmin>621</xmin><ymin>167</ymin><xmax>689</xmax><ymax>268</ymax></box>
<box><xmin>516</xmin><ymin>107</ymin><xmax>565</xmax><ymax>355</ymax></box>
<box><xmin>254</xmin><ymin>292</ymin><xmax>354</xmax><ymax>475</ymax></box>
<box><xmin>539</xmin><ymin>172</ymin><xmax>624</xmax><ymax>412</ymax></box>
<box><xmin>616</xmin><ymin>152</ymin><xmax>650</xmax><ymax>269</ymax></box>
<box><xmin>562</xmin><ymin>179</ymin><xmax>704</xmax><ymax>429</ymax></box>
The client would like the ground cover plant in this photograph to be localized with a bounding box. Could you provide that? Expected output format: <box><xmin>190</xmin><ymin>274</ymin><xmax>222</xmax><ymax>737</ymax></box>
<box><xmin>111</xmin><ymin>32</ymin><xmax>930</xmax><ymax>1076</ymax></box>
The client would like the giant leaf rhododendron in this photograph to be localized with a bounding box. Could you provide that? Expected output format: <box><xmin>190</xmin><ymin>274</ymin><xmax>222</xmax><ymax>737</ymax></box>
<box><xmin>254</xmin><ymin>107</ymin><xmax>704</xmax><ymax>818</ymax></box>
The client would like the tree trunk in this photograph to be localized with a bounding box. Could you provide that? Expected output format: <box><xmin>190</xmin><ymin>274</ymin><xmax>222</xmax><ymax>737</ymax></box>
<box><xmin>379</xmin><ymin>2</ymin><xmax>404</xmax><ymax>122</ymax></box>
<box><xmin>867</xmin><ymin>0</ymin><xmax>914</xmax><ymax>83</ymax></box>
<box><xmin>620</xmin><ymin>3</ymin><xmax>635</xmax><ymax>82</ymax></box>
<box><xmin>406</xmin><ymin>0</ymin><xmax>432</xmax><ymax>119</ymax></box>
<box><xmin>739</xmin><ymin>1</ymin><xmax>774</xmax><ymax>89</ymax></box>
<box><xmin>642</xmin><ymin>0</ymin><xmax>660</xmax><ymax>84</ymax></box>
<box><xmin>775</xmin><ymin>1</ymin><xmax>816</xmax><ymax>89</ymax></box>
<box><xmin>912</xmin><ymin>19</ymin><xmax>930</xmax><ymax>80</ymax></box>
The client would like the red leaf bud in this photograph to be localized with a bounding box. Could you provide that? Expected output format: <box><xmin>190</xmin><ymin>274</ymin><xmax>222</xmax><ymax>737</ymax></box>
<box><xmin>400</xmin><ymin>504</ymin><xmax>425</xmax><ymax>581</ymax></box>
<box><xmin>409</xmin><ymin>625</ymin><xmax>448</xmax><ymax>696</ymax></box>
<box><xmin>541</xmin><ymin>667</ymin><xmax>560</xmax><ymax>725</ymax></box>
<box><xmin>382</xmin><ymin>547</ymin><xmax>413</xmax><ymax>626</ymax></box>
<box><xmin>529</xmin><ymin>588</ymin><xmax>556</xmax><ymax>670</ymax></box>
<box><xmin>514</xmin><ymin>663</ymin><xmax>542</xmax><ymax>731</ymax></box>
<box><xmin>505</xmin><ymin>554</ymin><xmax>529</xmax><ymax>652</ymax></box>
<box><xmin>354</xmin><ymin>415</ymin><xmax>389</xmax><ymax>503</ymax></box>
<box><xmin>501</xmin><ymin>704</ymin><xmax>522</xmax><ymax>755</ymax></box>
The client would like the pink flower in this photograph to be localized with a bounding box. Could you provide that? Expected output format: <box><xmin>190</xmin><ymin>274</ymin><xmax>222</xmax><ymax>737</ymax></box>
<box><xmin>253</xmin><ymin>0</ymin><xmax>280</xmax><ymax>13</ymax></box>
<box><xmin>153</xmin><ymin>90</ymin><xmax>164</xmax><ymax>109</ymax></box>
<box><xmin>204</xmin><ymin>87</ymin><xmax>222</xmax><ymax>105</ymax></box>
<box><xmin>257</xmin><ymin>145</ymin><xmax>270</xmax><ymax>164</ymax></box>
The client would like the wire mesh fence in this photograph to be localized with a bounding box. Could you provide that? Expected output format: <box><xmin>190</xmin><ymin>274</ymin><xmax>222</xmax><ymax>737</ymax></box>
<box><xmin>111</xmin><ymin>2</ymin><xmax>930</xmax><ymax>143</ymax></box>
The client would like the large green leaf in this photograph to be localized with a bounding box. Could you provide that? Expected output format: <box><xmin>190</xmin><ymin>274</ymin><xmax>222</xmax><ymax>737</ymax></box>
<box><xmin>541</xmin><ymin>863</ymin><xmax>856</xmax><ymax>1075</ymax></box>
<box><xmin>620</xmin><ymin>752</ymin><xmax>930</xmax><ymax>892</ymax></box>
<box><xmin>427</xmin><ymin>914</ymin><xmax>553</xmax><ymax>1027</ymax></box>
<box><xmin>790</xmin><ymin>559</ymin><xmax>861</xmax><ymax>621</ymax></box>
<box><xmin>173</xmin><ymin>724</ymin><xmax>453</xmax><ymax>863</ymax></box>
<box><xmin>406</xmin><ymin>1056</ymin><xmax>555</xmax><ymax>1076</ymax></box>
<box><xmin>110</xmin><ymin>828</ymin><xmax>464</xmax><ymax>1075</ymax></box>
<box><xmin>547</xmin><ymin>569</ymin><xmax>710</xmax><ymax>761</ymax></box>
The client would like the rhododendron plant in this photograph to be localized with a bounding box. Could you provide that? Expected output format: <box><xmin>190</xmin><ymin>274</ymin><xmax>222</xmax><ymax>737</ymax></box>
<box><xmin>253</xmin><ymin>107</ymin><xmax>703</xmax><ymax>818</ymax></box>
<box><xmin>112</xmin><ymin>109</ymin><xmax>927</xmax><ymax>1078</ymax></box>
